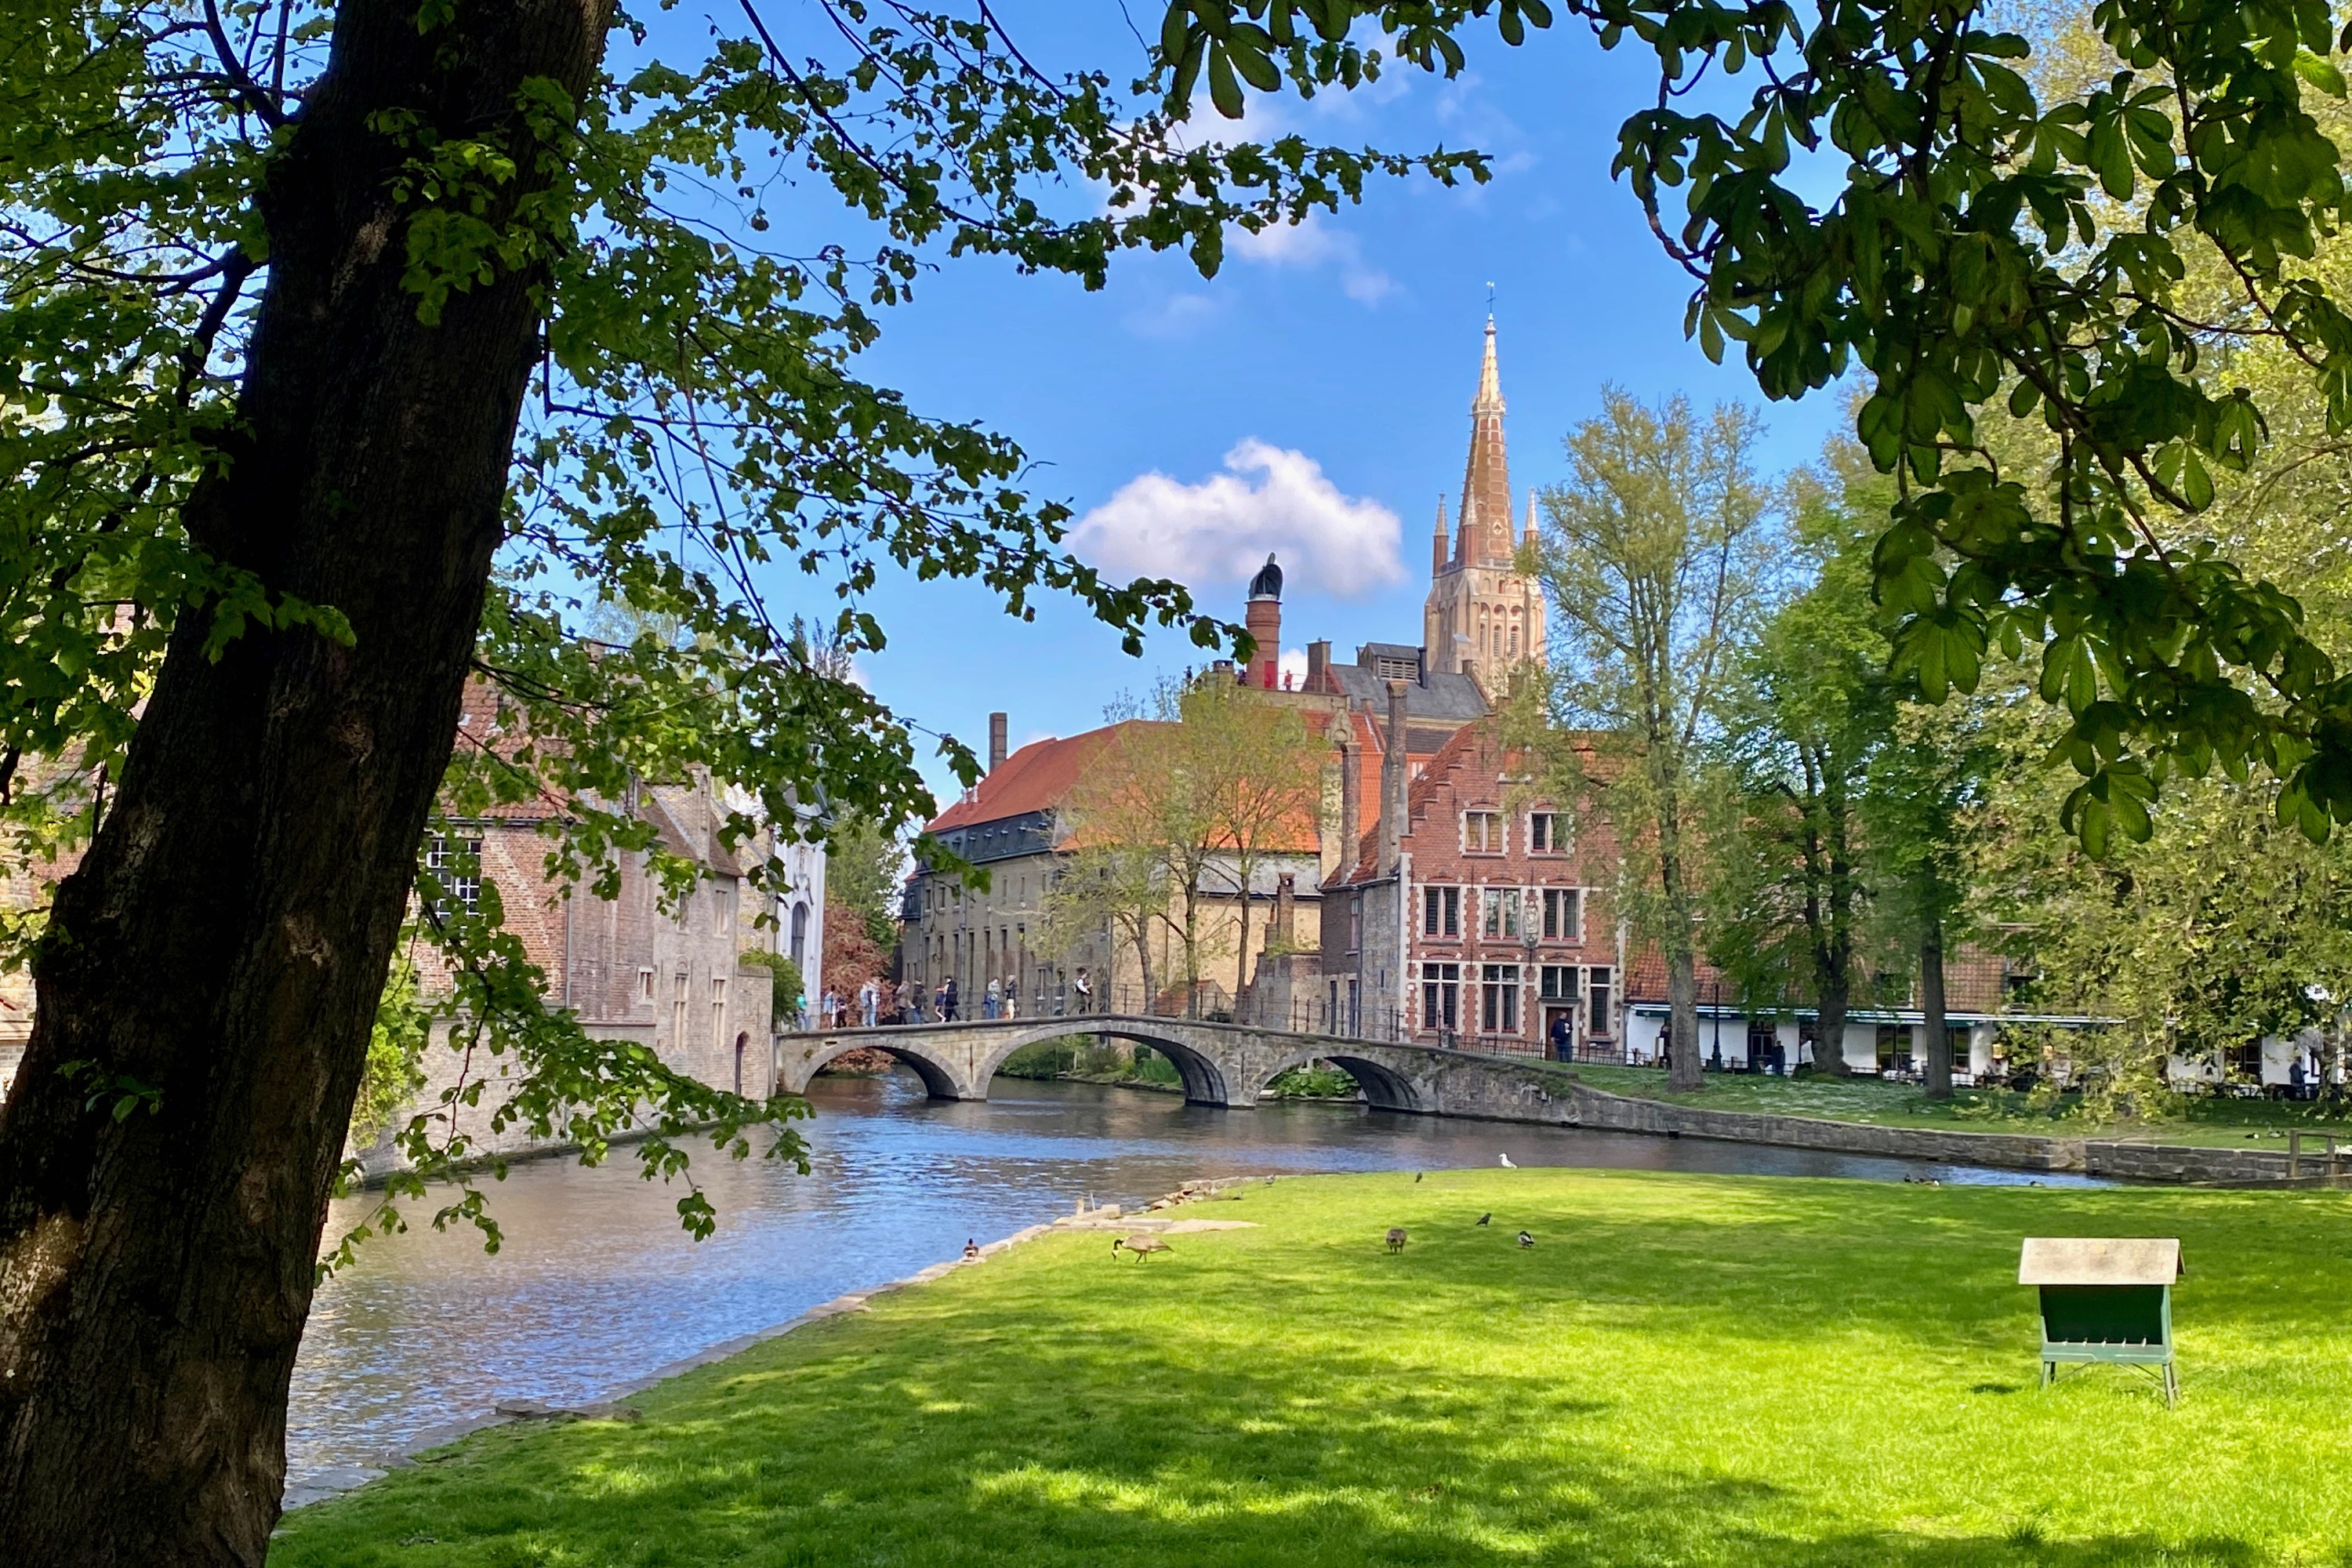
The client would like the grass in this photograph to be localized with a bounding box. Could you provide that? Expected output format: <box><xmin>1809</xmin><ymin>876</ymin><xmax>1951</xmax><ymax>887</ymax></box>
<box><xmin>1570</xmin><ymin>1062</ymin><xmax>2352</xmax><ymax>1148</ymax></box>
<box><xmin>275</xmin><ymin>1169</ymin><xmax>2352</xmax><ymax>1567</ymax></box>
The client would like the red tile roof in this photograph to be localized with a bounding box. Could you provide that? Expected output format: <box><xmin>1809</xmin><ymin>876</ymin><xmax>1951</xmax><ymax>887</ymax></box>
<box><xmin>925</xmin><ymin>722</ymin><xmax>1152</xmax><ymax>834</ymax></box>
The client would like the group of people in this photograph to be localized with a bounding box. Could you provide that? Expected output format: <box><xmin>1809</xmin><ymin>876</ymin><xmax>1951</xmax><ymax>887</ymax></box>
<box><xmin>800</xmin><ymin>967</ymin><xmax>1100</xmax><ymax>1029</ymax></box>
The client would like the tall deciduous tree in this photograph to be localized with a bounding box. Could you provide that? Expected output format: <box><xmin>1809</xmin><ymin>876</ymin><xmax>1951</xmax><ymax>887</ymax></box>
<box><xmin>1157</xmin><ymin>0</ymin><xmax>2352</xmax><ymax>849</ymax></box>
<box><xmin>1530</xmin><ymin>388</ymin><xmax>1776</xmax><ymax>1092</ymax></box>
<box><xmin>0</xmin><ymin>2</ymin><xmax>1466</xmax><ymax>1555</ymax></box>
<box><xmin>1707</xmin><ymin>456</ymin><xmax>1896</xmax><ymax>1075</ymax></box>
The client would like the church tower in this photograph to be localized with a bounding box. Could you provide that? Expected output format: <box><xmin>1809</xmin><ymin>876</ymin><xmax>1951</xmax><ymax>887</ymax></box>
<box><xmin>1423</xmin><ymin>317</ymin><xmax>1547</xmax><ymax>688</ymax></box>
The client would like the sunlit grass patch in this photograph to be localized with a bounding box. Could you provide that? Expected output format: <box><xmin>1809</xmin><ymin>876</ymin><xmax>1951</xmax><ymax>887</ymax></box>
<box><xmin>274</xmin><ymin>1168</ymin><xmax>2352</xmax><ymax>1566</ymax></box>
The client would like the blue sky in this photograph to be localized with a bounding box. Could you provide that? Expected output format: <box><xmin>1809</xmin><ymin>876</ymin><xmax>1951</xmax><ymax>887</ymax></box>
<box><xmin>713</xmin><ymin>2</ymin><xmax>1853</xmax><ymax>807</ymax></box>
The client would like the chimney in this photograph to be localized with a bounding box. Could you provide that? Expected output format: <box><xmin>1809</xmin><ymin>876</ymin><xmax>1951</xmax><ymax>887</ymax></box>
<box><xmin>1271</xmin><ymin>873</ymin><xmax>1295</xmax><ymax>949</ymax></box>
<box><xmin>1244</xmin><ymin>552</ymin><xmax>1283</xmax><ymax>689</ymax></box>
<box><xmin>1305</xmin><ymin>640</ymin><xmax>1330</xmax><ymax>693</ymax></box>
<box><xmin>1378</xmin><ymin>678</ymin><xmax>1408</xmax><ymax>876</ymax></box>
<box><xmin>1337</xmin><ymin>736</ymin><xmax>1359</xmax><ymax>872</ymax></box>
<box><xmin>988</xmin><ymin>712</ymin><xmax>1007</xmax><ymax>775</ymax></box>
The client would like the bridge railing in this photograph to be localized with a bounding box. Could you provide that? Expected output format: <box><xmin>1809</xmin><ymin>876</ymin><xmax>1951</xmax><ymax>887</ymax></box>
<box><xmin>819</xmin><ymin>980</ymin><xmax>1634</xmax><ymax>1069</ymax></box>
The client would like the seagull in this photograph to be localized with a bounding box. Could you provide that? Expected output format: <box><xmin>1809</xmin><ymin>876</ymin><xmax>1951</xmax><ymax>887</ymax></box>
<box><xmin>1517</xmin><ymin>1230</ymin><xmax>1535</xmax><ymax>1249</ymax></box>
<box><xmin>1498</xmin><ymin>1152</ymin><xmax>1516</xmax><ymax>1169</ymax></box>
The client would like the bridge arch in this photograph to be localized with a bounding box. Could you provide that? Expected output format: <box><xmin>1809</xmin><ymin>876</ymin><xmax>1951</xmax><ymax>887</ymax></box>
<box><xmin>789</xmin><ymin>1033</ymin><xmax>971</xmax><ymax>1099</ymax></box>
<box><xmin>1252</xmin><ymin>1045</ymin><xmax>1426</xmax><ymax>1113</ymax></box>
<box><xmin>974</xmin><ymin>1022</ymin><xmax>1235</xmax><ymax>1108</ymax></box>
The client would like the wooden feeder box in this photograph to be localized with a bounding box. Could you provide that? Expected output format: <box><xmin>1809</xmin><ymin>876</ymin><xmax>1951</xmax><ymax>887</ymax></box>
<box><xmin>2018</xmin><ymin>1237</ymin><xmax>2183</xmax><ymax>1406</ymax></box>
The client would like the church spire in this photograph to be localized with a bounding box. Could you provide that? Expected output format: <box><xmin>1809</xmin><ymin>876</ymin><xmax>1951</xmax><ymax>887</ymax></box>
<box><xmin>1456</xmin><ymin>314</ymin><xmax>1514</xmax><ymax>567</ymax></box>
<box><xmin>1431</xmin><ymin>495</ymin><xmax>1449</xmax><ymax>579</ymax></box>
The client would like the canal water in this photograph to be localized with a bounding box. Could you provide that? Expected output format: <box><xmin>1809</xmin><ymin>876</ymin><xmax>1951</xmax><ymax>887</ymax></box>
<box><xmin>288</xmin><ymin>1072</ymin><xmax>2095</xmax><ymax>1491</ymax></box>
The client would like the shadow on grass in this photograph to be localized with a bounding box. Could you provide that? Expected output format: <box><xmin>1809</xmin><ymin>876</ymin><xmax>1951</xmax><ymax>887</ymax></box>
<box><xmin>271</xmin><ymin>1173</ymin><xmax>2352</xmax><ymax>1567</ymax></box>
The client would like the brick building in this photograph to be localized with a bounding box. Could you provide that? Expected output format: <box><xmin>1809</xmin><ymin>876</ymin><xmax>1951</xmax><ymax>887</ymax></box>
<box><xmin>1321</xmin><ymin>707</ymin><xmax>1621</xmax><ymax>1054</ymax></box>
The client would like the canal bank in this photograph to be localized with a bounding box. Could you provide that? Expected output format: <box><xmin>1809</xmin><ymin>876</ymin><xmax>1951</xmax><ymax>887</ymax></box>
<box><xmin>285</xmin><ymin>1074</ymin><xmax>2093</xmax><ymax>1502</ymax></box>
<box><xmin>272</xmin><ymin>1166</ymin><xmax>2352</xmax><ymax>1566</ymax></box>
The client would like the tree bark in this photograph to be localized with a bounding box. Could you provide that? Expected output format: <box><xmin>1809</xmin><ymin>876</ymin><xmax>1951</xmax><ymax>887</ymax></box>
<box><xmin>1813</xmin><ymin>760</ymin><xmax>1856</xmax><ymax>1076</ymax></box>
<box><xmin>1659</xmin><ymin>796</ymin><xmax>1703</xmax><ymax>1092</ymax></box>
<box><xmin>0</xmin><ymin>3</ymin><xmax>609</xmax><ymax>1561</ymax></box>
<box><xmin>1921</xmin><ymin>909</ymin><xmax>1952</xmax><ymax>1100</ymax></box>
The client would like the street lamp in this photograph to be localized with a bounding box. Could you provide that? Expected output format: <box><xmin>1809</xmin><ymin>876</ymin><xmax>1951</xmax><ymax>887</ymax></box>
<box><xmin>1522</xmin><ymin>920</ymin><xmax>1539</xmax><ymax>1058</ymax></box>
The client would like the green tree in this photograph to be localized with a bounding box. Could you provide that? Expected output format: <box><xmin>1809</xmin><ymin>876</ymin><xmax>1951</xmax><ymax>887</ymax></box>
<box><xmin>827</xmin><ymin>813</ymin><xmax>908</xmax><ymax>950</ymax></box>
<box><xmin>1155</xmin><ymin>0</ymin><xmax>2352</xmax><ymax>848</ymax></box>
<box><xmin>1706</xmin><ymin>457</ymin><xmax>1896</xmax><ymax>1075</ymax></box>
<box><xmin>0</xmin><ymin>1</ymin><xmax>1469</xmax><ymax>1552</ymax></box>
<box><xmin>1529</xmin><ymin>389</ymin><xmax>1777</xmax><ymax>1092</ymax></box>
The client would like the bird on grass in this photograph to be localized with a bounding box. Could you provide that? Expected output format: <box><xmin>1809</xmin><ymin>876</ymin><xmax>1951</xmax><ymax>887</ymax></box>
<box><xmin>1498</xmin><ymin>1152</ymin><xmax>1516</xmax><ymax>1169</ymax></box>
<box><xmin>1517</xmin><ymin>1230</ymin><xmax>1535</xmax><ymax>1249</ymax></box>
<box><xmin>1414</xmin><ymin>1171</ymin><xmax>1425</xmax><ymax>1183</ymax></box>
<box><xmin>1385</xmin><ymin>1227</ymin><xmax>1408</xmax><ymax>1254</ymax></box>
<box><xmin>1475</xmin><ymin>1213</ymin><xmax>1491</xmax><ymax>1226</ymax></box>
<box><xmin>1112</xmin><ymin>1235</ymin><xmax>1171</xmax><ymax>1262</ymax></box>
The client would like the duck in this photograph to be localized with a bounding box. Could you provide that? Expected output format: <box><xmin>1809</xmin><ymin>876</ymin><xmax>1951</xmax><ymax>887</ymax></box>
<box><xmin>1517</xmin><ymin>1230</ymin><xmax>1535</xmax><ymax>1249</ymax></box>
<box><xmin>961</xmin><ymin>1238</ymin><xmax>981</xmax><ymax>1261</ymax></box>
<box><xmin>1112</xmin><ymin>1235</ymin><xmax>1171</xmax><ymax>1262</ymax></box>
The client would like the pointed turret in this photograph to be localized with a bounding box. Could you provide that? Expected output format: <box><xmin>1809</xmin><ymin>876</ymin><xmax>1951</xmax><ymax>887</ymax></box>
<box><xmin>1524</xmin><ymin>489</ymin><xmax>1539</xmax><ymax>554</ymax></box>
<box><xmin>1454</xmin><ymin>316</ymin><xmax>1514</xmax><ymax>568</ymax></box>
<box><xmin>1431</xmin><ymin>496</ymin><xmax>1450</xmax><ymax>579</ymax></box>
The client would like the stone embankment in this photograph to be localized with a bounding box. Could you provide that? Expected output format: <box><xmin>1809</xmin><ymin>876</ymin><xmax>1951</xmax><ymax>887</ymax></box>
<box><xmin>1557</xmin><ymin>1079</ymin><xmax>2344</xmax><ymax>1187</ymax></box>
<box><xmin>281</xmin><ymin>1177</ymin><xmax>1269</xmax><ymax>1514</ymax></box>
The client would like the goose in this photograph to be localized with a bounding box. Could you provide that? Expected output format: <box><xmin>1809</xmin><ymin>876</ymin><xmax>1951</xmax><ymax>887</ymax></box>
<box><xmin>1498</xmin><ymin>1152</ymin><xmax>1516</xmax><ymax>1169</ymax></box>
<box><xmin>1517</xmin><ymin>1230</ymin><xmax>1535</xmax><ymax>1249</ymax></box>
<box><xmin>1475</xmin><ymin>1213</ymin><xmax>1491</xmax><ymax>1226</ymax></box>
<box><xmin>1112</xmin><ymin>1235</ymin><xmax>1171</xmax><ymax>1262</ymax></box>
<box><xmin>1385</xmin><ymin>1227</ymin><xmax>1408</xmax><ymax>1254</ymax></box>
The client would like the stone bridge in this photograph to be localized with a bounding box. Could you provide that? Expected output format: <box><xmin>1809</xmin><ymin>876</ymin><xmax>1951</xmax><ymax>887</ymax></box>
<box><xmin>774</xmin><ymin>1014</ymin><xmax>1578</xmax><ymax>1117</ymax></box>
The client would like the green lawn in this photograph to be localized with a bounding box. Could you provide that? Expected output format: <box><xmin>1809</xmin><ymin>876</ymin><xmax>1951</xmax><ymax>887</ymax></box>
<box><xmin>274</xmin><ymin>1170</ymin><xmax>2352</xmax><ymax>1566</ymax></box>
<box><xmin>1570</xmin><ymin>1062</ymin><xmax>2352</xmax><ymax>1149</ymax></box>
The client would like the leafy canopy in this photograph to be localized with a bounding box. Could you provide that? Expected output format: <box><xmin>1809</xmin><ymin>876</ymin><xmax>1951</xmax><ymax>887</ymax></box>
<box><xmin>1157</xmin><ymin>0</ymin><xmax>2352</xmax><ymax>854</ymax></box>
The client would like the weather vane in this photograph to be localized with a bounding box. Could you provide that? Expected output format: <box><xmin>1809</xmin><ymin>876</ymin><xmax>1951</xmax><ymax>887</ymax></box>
<box><xmin>1486</xmin><ymin>280</ymin><xmax>1496</xmax><ymax>309</ymax></box>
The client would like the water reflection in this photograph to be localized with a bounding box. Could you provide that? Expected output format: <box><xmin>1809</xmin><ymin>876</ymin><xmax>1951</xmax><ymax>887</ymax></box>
<box><xmin>289</xmin><ymin>1072</ymin><xmax>2095</xmax><ymax>1487</ymax></box>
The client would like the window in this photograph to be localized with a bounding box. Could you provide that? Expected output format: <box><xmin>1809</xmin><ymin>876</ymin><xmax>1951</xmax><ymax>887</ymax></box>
<box><xmin>1348</xmin><ymin>894</ymin><xmax>1363</xmax><ymax>953</ymax></box>
<box><xmin>715</xmin><ymin>878</ymin><xmax>735</xmax><ymax>932</ymax></box>
<box><xmin>673</xmin><ymin>972</ymin><xmax>689</xmax><ymax>1048</ymax></box>
<box><xmin>1479</xmin><ymin>964</ymin><xmax>1522</xmax><ymax>1033</ymax></box>
<box><xmin>1480</xmin><ymin>887</ymin><xmax>1522</xmax><ymax>939</ymax></box>
<box><xmin>1422</xmin><ymin>885</ymin><xmax>1460</xmax><ymax>938</ymax></box>
<box><xmin>1464</xmin><ymin>810</ymin><xmax>1502</xmax><ymax>853</ymax></box>
<box><xmin>1508</xmin><ymin>625</ymin><xmax>1519</xmax><ymax>656</ymax></box>
<box><xmin>1876</xmin><ymin>1023</ymin><xmax>1911</xmax><ymax>1071</ymax></box>
<box><xmin>639</xmin><ymin>967</ymin><xmax>655</xmax><ymax>1001</ymax></box>
<box><xmin>1528</xmin><ymin>811</ymin><xmax>1563</xmax><ymax>853</ymax></box>
<box><xmin>1541</xmin><ymin>887</ymin><xmax>1581</xmax><ymax>942</ymax></box>
<box><xmin>1540</xmin><ymin>964</ymin><xmax>1577</xmax><ymax>1000</ymax></box>
<box><xmin>1587</xmin><ymin>966</ymin><xmax>1613</xmax><ymax>1037</ymax></box>
<box><xmin>789</xmin><ymin>901</ymin><xmax>810</xmax><ymax>966</ymax></box>
<box><xmin>1421</xmin><ymin>963</ymin><xmax>1461</xmax><ymax>1031</ymax></box>
<box><xmin>423</xmin><ymin>834</ymin><xmax>483</xmax><ymax>916</ymax></box>
<box><xmin>711</xmin><ymin>977</ymin><xmax>729</xmax><ymax>1052</ymax></box>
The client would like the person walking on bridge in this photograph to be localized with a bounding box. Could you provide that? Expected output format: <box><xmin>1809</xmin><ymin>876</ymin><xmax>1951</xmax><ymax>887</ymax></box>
<box><xmin>858</xmin><ymin>977</ymin><xmax>880</xmax><ymax>1028</ymax></box>
<box><xmin>984</xmin><ymin>976</ymin><xmax>1002</xmax><ymax>1019</ymax></box>
<box><xmin>942</xmin><ymin>976</ymin><xmax>960</xmax><ymax>1022</ymax></box>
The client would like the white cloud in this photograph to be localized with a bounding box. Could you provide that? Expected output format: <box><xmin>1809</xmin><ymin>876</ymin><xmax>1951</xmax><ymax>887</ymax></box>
<box><xmin>1071</xmin><ymin>441</ymin><xmax>1406</xmax><ymax>600</ymax></box>
<box><xmin>1230</xmin><ymin>211</ymin><xmax>1394</xmax><ymax>304</ymax></box>
<box><xmin>1277</xmin><ymin>647</ymin><xmax>1309</xmax><ymax>688</ymax></box>
<box><xmin>1123</xmin><ymin>291</ymin><xmax>1219</xmax><ymax>340</ymax></box>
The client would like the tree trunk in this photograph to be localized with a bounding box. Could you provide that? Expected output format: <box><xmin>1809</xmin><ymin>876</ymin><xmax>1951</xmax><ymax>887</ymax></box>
<box><xmin>1659</xmin><ymin>806</ymin><xmax>1703</xmax><ymax>1092</ymax></box>
<box><xmin>1921</xmin><ymin>909</ymin><xmax>1952</xmax><ymax>1100</ymax></box>
<box><xmin>0</xmin><ymin>4</ymin><xmax>610</xmax><ymax>1561</ymax></box>
<box><xmin>1234</xmin><ymin>860</ymin><xmax>1254</xmax><ymax>1014</ymax></box>
<box><xmin>1808</xmin><ymin>751</ymin><xmax>1852</xmax><ymax>1076</ymax></box>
